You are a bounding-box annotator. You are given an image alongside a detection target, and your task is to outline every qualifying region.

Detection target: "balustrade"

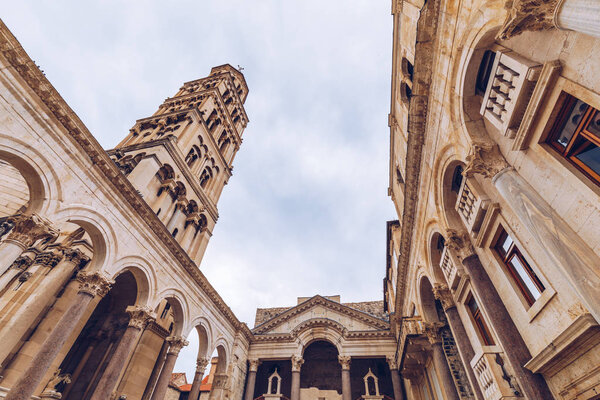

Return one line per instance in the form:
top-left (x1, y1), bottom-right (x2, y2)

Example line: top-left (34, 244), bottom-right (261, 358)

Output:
top-left (455, 177), bottom-right (490, 238)
top-left (471, 347), bottom-right (520, 400)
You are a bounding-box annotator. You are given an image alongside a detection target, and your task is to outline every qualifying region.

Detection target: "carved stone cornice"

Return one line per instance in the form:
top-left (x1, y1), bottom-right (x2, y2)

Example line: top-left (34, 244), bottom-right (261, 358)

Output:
top-left (248, 358), bottom-right (261, 372)
top-left (76, 272), bottom-right (113, 298)
top-left (10, 254), bottom-right (34, 270)
top-left (63, 248), bottom-right (91, 269)
top-left (444, 229), bottom-right (476, 262)
top-left (252, 328), bottom-right (394, 343)
top-left (386, 356), bottom-right (399, 371)
top-left (464, 142), bottom-right (510, 180)
top-left (126, 305), bottom-right (155, 330)
top-left (291, 356), bottom-right (304, 372)
top-left (5, 214), bottom-right (59, 248)
top-left (338, 356), bottom-right (352, 370)
top-left (166, 336), bottom-right (189, 356)
top-left (432, 284), bottom-right (455, 311)
top-left (497, 0), bottom-right (562, 40)
top-left (423, 322), bottom-right (444, 344)
top-left (147, 320), bottom-right (170, 339)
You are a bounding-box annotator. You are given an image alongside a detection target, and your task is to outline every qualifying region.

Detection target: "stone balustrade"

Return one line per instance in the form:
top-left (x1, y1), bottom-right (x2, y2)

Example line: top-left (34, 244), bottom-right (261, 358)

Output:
top-left (439, 246), bottom-right (460, 290)
top-left (455, 177), bottom-right (490, 238)
top-left (470, 347), bottom-right (520, 400)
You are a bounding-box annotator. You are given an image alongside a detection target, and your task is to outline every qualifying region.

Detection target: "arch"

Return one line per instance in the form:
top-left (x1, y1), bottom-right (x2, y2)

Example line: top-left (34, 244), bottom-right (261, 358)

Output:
top-left (210, 337), bottom-right (230, 374)
top-left (105, 255), bottom-right (157, 307)
top-left (426, 227), bottom-right (448, 285)
top-left (155, 288), bottom-right (189, 336)
top-left (418, 275), bottom-right (440, 323)
top-left (157, 163), bottom-right (175, 181)
top-left (295, 319), bottom-right (345, 354)
top-left (439, 158), bottom-right (468, 232)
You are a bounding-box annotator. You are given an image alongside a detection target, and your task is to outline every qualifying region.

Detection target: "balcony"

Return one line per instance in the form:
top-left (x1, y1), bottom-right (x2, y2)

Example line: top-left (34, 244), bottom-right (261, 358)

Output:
top-left (439, 245), bottom-right (461, 290)
top-left (471, 347), bottom-right (521, 400)
top-left (455, 177), bottom-right (490, 238)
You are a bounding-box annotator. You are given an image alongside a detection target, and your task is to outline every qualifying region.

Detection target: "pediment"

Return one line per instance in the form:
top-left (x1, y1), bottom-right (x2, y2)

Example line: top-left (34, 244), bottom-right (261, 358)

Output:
top-left (253, 296), bottom-right (389, 335)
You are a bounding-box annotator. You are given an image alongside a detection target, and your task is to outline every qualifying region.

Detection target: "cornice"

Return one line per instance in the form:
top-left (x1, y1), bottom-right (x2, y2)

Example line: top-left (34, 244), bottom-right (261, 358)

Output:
top-left (0, 20), bottom-right (253, 341)
top-left (252, 295), bottom-right (389, 335)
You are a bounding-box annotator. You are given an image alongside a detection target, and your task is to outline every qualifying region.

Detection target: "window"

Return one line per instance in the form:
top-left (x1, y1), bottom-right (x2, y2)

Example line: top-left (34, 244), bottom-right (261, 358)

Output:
top-left (160, 303), bottom-right (171, 319)
top-left (548, 95), bottom-right (600, 185)
top-left (476, 50), bottom-right (496, 96)
top-left (466, 294), bottom-right (495, 345)
top-left (450, 165), bottom-right (463, 193)
top-left (494, 228), bottom-right (545, 306)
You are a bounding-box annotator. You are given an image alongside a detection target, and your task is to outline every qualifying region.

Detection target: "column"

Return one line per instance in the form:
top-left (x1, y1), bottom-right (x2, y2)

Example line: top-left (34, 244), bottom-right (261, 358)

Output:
top-left (149, 336), bottom-right (189, 400)
top-left (290, 355), bottom-right (304, 400)
top-left (89, 306), bottom-right (155, 400)
top-left (386, 357), bottom-right (404, 400)
top-left (244, 359), bottom-right (261, 400)
top-left (445, 228), bottom-right (554, 399)
top-left (338, 356), bottom-right (352, 400)
top-left (0, 253), bottom-right (34, 292)
top-left (0, 214), bottom-right (57, 276)
top-left (497, 0), bottom-right (600, 40)
top-left (424, 323), bottom-right (459, 400)
top-left (5, 272), bottom-right (112, 400)
top-left (432, 284), bottom-right (484, 400)
top-left (189, 357), bottom-right (211, 400)
top-left (166, 202), bottom-right (186, 233)
top-left (0, 248), bottom-right (90, 366)
top-left (141, 337), bottom-right (170, 400)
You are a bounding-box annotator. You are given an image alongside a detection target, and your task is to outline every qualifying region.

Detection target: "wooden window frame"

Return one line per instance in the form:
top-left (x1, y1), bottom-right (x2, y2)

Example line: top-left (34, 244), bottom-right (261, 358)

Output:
top-left (466, 294), bottom-right (495, 346)
top-left (493, 227), bottom-right (545, 307)
top-left (548, 94), bottom-right (600, 186)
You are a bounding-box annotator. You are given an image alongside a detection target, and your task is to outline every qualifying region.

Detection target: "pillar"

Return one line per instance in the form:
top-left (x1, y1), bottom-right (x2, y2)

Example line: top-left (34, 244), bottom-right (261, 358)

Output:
top-left (89, 306), bottom-right (155, 400)
top-left (424, 323), bottom-right (459, 400)
top-left (338, 356), bottom-right (352, 400)
top-left (5, 272), bottom-right (112, 400)
top-left (386, 357), bottom-right (404, 400)
top-left (149, 336), bottom-right (189, 400)
top-left (244, 359), bottom-right (260, 400)
top-left (0, 248), bottom-right (89, 366)
top-left (0, 253), bottom-right (34, 293)
top-left (141, 337), bottom-right (170, 400)
top-left (0, 214), bottom-right (57, 276)
top-left (432, 284), bottom-right (484, 400)
top-left (189, 357), bottom-right (211, 400)
top-left (166, 202), bottom-right (186, 233)
top-left (497, 0), bottom-right (600, 40)
top-left (290, 355), bottom-right (304, 400)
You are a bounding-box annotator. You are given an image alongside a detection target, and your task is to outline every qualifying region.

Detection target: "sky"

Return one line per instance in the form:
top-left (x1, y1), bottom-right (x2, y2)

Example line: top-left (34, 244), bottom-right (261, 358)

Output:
top-left (3, 0), bottom-right (395, 382)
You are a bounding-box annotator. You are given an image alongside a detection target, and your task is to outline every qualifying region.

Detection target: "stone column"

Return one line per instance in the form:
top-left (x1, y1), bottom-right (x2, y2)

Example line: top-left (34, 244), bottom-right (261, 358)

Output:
top-left (89, 306), bottom-right (155, 400)
top-left (497, 0), bottom-right (600, 40)
top-left (166, 202), bottom-right (187, 233)
top-left (338, 356), bottom-right (352, 400)
top-left (149, 336), bottom-right (189, 400)
top-left (0, 253), bottom-right (34, 292)
top-left (386, 357), bottom-right (404, 400)
top-left (290, 355), bottom-right (304, 400)
top-left (0, 248), bottom-right (90, 366)
top-left (5, 272), bottom-right (112, 400)
top-left (244, 359), bottom-right (261, 400)
top-left (0, 214), bottom-right (57, 276)
top-left (424, 323), bottom-right (459, 400)
top-left (446, 228), bottom-right (554, 399)
top-left (189, 357), bottom-right (211, 400)
top-left (432, 284), bottom-right (484, 400)
top-left (141, 336), bottom-right (169, 400)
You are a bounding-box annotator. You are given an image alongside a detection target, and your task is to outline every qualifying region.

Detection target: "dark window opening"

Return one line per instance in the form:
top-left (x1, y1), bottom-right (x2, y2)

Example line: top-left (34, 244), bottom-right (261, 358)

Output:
top-left (476, 50), bottom-right (496, 96)
top-left (450, 165), bottom-right (464, 193)
top-left (160, 303), bottom-right (171, 319)
top-left (467, 295), bottom-right (495, 345)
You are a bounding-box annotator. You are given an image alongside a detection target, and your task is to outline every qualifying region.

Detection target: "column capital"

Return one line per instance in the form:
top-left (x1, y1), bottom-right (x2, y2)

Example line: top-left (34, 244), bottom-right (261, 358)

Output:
top-left (197, 356), bottom-right (211, 372)
top-left (423, 322), bottom-right (444, 344)
top-left (291, 355), bottom-right (304, 372)
top-left (126, 305), bottom-right (155, 330)
top-left (166, 336), bottom-right (189, 356)
top-left (6, 213), bottom-right (59, 248)
top-left (497, 0), bottom-right (562, 40)
top-left (34, 249), bottom-right (63, 268)
top-left (445, 229), bottom-right (476, 262)
top-left (63, 248), bottom-right (91, 269)
top-left (464, 142), bottom-right (510, 180)
top-left (386, 356), bottom-right (399, 371)
top-left (248, 358), bottom-right (261, 372)
top-left (76, 272), bottom-right (113, 298)
top-left (338, 355), bottom-right (352, 370)
top-left (432, 283), bottom-right (456, 311)
top-left (10, 254), bottom-right (34, 270)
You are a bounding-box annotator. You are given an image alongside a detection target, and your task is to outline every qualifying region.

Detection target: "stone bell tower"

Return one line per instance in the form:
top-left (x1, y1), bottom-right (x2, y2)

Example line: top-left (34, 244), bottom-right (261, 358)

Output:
top-left (108, 64), bottom-right (249, 264)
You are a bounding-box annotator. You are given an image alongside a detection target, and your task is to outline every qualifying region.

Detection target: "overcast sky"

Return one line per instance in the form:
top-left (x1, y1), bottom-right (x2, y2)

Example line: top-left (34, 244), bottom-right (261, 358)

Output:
top-left (4, 0), bottom-right (395, 382)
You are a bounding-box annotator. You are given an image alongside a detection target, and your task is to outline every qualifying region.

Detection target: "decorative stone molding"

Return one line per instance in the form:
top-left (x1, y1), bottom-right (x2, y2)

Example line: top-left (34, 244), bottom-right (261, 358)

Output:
top-left (62, 248), bottom-right (91, 269)
top-left (423, 322), bottom-right (444, 344)
top-left (10, 255), bottom-right (34, 270)
top-left (166, 336), bottom-right (189, 356)
top-left (147, 320), bottom-right (171, 339)
top-left (34, 250), bottom-right (63, 268)
top-left (212, 373), bottom-right (228, 388)
top-left (444, 229), bottom-right (476, 262)
top-left (432, 284), bottom-right (455, 311)
top-left (291, 356), bottom-right (304, 372)
top-left (125, 305), bottom-right (155, 330)
top-left (41, 369), bottom-right (71, 400)
top-left (464, 142), bottom-right (510, 180)
top-left (196, 357), bottom-right (211, 372)
top-left (248, 358), bottom-right (261, 372)
top-left (386, 356), bottom-right (399, 371)
top-left (5, 214), bottom-right (59, 248)
top-left (76, 272), bottom-right (113, 298)
top-left (497, 0), bottom-right (562, 40)
top-left (338, 356), bottom-right (352, 370)
top-left (0, 219), bottom-right (14, 237)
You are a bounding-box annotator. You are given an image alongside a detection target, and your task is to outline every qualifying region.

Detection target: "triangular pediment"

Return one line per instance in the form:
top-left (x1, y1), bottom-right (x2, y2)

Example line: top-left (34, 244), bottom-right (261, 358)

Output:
top-left (252, 296), bottom-right (389, 335)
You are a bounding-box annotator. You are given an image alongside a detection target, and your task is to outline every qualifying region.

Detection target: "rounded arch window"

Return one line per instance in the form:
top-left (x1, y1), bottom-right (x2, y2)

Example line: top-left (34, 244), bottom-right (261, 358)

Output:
top-left (401, 57), bottom-right (414, 81)
top-left (401, 82), bottom-right (412, 103)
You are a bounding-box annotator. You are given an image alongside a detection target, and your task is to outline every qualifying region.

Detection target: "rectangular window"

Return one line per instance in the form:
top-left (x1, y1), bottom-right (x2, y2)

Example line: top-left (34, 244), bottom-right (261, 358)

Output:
top-left (494, 228), bottom-right (545, 306)
top-left (466, 295), bottom-right (495, 346)
top-left (548, 94), bottom-right (600, 185)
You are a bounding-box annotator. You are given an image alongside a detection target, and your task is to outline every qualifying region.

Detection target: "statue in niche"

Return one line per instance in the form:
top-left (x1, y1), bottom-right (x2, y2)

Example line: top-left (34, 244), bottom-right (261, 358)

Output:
top-left (361, 369), bottom-right (383, 400)
top-left (263, 368), bottom-right (282, 400)
top-left (40, 369), bottom-right (71, 399)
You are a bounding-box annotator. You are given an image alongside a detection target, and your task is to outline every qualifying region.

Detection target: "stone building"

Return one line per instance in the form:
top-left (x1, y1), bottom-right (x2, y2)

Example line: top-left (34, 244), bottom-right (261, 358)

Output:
top-left (385, 0), bottom-right (600, 399)
top-left (1, 0), bottom-right (600, 399)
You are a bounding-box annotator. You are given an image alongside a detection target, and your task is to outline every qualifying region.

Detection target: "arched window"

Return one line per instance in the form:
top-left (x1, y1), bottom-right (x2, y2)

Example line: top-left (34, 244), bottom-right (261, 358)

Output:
top-left (199, 168), bottom-right (212, 188)
top-left (476, 50), bottom-right (496, 96)
top-left (450, 165), bottom-right (464, 193)
top-left (172, 228), bottom-right (179, 238)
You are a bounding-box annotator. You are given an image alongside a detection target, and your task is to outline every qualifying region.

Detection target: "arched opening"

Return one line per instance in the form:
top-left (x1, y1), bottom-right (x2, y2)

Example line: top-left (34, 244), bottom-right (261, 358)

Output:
top-left (301, 341), bottom-right (341, 394)
top-left (419, 277), bottom-right (440, 323)
top-left (0, 150), bottom-right (45, 216)
top-left (429, 232), bottom-right (447, 284)
top-left (59, 271), bottom-right (138, 400)
top-left (215, 345), bottom-right (228, 374)
top-left (441, 161), bottom-right (466, 230)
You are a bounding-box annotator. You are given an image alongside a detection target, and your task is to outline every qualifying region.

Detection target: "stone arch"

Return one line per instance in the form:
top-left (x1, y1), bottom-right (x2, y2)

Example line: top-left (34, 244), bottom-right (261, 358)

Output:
top-left (0, 135), bottom-right (61, 216)
top-left (439, 157), bottom-right (468, 232)
top-left (426, 227), bottom-right (449, 285)
top-left (418, 275), bottom-right (440, 323)
top-left (105, 255), bottom-right (157, 307)
top-left (155, 288), bottom-right (189, 336)
top-left (211, 338), bottom-right (230, 374)
top-left (295, 319), bottom-right (345, 354)
top-left (189, 316), bottom-right (213, 359)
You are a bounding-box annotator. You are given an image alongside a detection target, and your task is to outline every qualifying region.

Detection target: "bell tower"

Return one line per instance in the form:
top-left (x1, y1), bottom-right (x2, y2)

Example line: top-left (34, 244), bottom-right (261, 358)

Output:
top-left (108, 64), bottom-right (249, 264)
